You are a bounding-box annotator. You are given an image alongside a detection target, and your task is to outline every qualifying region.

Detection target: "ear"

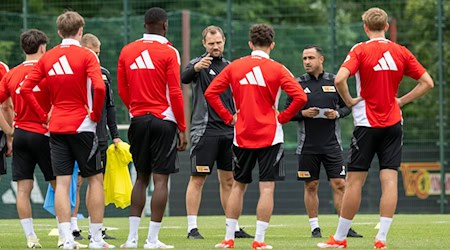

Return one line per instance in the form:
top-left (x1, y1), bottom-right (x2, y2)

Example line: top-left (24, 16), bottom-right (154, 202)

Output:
top-left (40, 44), bottom-right (47, 54)
top-left (78, 27), bottom-right (83, 37)
top-left (248, 41), bottom-right (253, 50)
top-left (57, 30), bottom-right (64, 39)
top-left (384, 22), bottom-right (390, 32)
top-left (270, 41), bottom-right (275, 50)
top-left (320, 55), bottom-right (324, 63)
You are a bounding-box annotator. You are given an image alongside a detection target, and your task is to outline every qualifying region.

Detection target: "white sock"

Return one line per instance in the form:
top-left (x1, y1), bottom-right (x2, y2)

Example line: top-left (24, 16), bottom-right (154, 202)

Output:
top-left (187, 215), bottom-right (197, 232)
top-left (309, 217), bottom-right (319, 232)
top-left (128, 216), bottom-right (141, 241)
top-left (235, 222), bottom-right (240, 232)
top-left (59, 222), bottom-right (73, 242)
top-left (70, 217), bottom-right (79, 231)
top-left (376, 217), bottom-right (393, 242)
top-left (56, 217), bottom-right (63, 239)
top-left (147, 221), bottom-right (161, 244)
top-left (254, 220), bottom-right (269, 242)
top-left (334, 217), bottom-right (352, 241)
top-left (20, 218), bottom-right (36, 238)
top-left (225, 218), bottom-right (237, 240)
top-left (89, 223), bottom-right (103, 242)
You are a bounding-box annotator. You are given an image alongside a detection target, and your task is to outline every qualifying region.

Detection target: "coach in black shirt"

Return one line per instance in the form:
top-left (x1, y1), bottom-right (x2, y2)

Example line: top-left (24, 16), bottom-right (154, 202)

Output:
top-left (285, 45), bottom-right (362, 239)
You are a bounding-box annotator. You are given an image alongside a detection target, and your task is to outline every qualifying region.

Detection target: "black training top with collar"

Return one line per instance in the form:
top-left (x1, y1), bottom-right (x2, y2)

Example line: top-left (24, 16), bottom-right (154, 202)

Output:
top-left (285, 72), bottom-right (351, 154)
top-left (181, 53), bottom-right (235, 138)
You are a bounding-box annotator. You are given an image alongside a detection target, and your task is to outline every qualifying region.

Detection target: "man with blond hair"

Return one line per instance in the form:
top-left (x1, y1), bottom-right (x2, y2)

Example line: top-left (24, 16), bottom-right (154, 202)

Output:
top-left (21, 11), bottom-right (114, 249)
top-left (317, 7), bottom-right (433, 249)
top-left (66, 33), bottom-right (122, 242)
top-left (181, 25), bottom-right (252, 240)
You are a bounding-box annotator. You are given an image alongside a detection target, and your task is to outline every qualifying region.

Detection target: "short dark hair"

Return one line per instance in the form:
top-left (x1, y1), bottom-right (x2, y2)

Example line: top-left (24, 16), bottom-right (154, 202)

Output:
top-left (249, 24), bottom-right (275, 47)
top-left (303, 45), bottom-right (323, 56)
top-left (145, 7), bottom-right (168, 26)
top-left (20, 29), bottom-right (49, 54)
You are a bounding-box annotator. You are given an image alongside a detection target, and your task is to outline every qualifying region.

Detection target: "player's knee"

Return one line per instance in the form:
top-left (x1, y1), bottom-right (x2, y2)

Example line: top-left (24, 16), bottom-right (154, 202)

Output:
top-left (305, 180), bottom-right (319, 192)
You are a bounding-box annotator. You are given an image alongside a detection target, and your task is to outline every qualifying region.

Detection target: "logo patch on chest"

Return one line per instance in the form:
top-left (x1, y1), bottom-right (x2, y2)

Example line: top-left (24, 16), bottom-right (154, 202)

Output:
top-left (209, 69), bottom-right (216, 75)
top-left (322, 86), bottom-right (336, 92)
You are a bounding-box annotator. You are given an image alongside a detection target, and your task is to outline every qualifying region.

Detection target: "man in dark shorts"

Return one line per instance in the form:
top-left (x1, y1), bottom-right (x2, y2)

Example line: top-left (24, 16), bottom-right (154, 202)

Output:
top-left (0, 29), bottom-right (54, 249)
top-left (117, 7), bottom-right (187, 249)
top-left (205, 24), bottom-right (307, 249)
top-left (0, 60), bottom-right (10, 177)
top-left (181, 25), bottom-right (252, 240)
top-left (318, 7), bottom-right (433, 249)
top-left (21, 11), bottom-right (113, 249)
top-left (285, 45), bottom-right (361, 238)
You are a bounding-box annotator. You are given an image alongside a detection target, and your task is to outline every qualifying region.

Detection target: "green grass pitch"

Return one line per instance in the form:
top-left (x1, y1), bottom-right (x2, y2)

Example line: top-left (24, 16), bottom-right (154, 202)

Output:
top-left (0, 214), bottom-right (449, 249)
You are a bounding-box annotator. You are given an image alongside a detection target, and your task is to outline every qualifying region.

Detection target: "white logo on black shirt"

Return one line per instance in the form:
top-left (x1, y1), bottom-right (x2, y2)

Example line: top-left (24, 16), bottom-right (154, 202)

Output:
top-left (239, 66), bottom-right (266, 87)
top-left (373, 51), bottom-right (398, 71)
top-left (48, 55), bottom-right (73, 76)
top-left (304, 87), bottom-right (311, 94)
top-left (130, 50), bottom-right (155, 70)
top-left (209, 69), bottom-right (216, 75)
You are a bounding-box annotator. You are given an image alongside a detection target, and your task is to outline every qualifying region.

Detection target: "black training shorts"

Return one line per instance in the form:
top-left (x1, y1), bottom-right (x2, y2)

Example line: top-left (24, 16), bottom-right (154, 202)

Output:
top-left (128, 114), bottom-right (179, 175)
top-left (347, 122), bottom-right (402, 171)
top-left (297, 151), bottom-right (346, 181)
top-left (50, 132), bottom-right (102, 178)
top-left (232, 143), bottom-right (285, 184)
top-left (12, 128), bottom-right (55, 182)
top-left (190, 134), bottom-right (233, 175)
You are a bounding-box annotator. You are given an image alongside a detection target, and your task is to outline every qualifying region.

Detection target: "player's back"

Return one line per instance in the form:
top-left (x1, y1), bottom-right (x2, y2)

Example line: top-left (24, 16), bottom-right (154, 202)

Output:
top-left (1, 61), bottom-right (51, 134)
top-left (34, 40), bottom-right (102, 133)
top-left (224, 51), bottom-right (290, 148)
top-left (118, 35), bottom-right (181, 122)
top-left (344, 38), bottom-right (425, 127)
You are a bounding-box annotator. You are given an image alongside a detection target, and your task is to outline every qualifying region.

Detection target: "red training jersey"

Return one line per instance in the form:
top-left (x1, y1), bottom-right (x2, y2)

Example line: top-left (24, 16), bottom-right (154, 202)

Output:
top-left (0, 61), bottom-right (51, 135)
top-left (21, 39), bottom-right (105, 134)
top-left (117, 34), bottom-right (186, 132)
top-left (205, 50), bottom-right (307, 149)
top-left (341, 38), bottom-right (426, 128)
top-left (0, 61), bottom-right (9, 80)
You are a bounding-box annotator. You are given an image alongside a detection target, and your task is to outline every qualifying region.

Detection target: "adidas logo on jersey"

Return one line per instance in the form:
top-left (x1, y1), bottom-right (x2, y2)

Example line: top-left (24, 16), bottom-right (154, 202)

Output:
top-left (48, 55), bottom-right (73, 76)
top-left (209, 69), bottom-right (216, 75)
top-left (304, 87), bottom-right (311, 94)
top-left (373, 51), bottom-right (398, 71)
top-left (130, 50), bottom-right (155, 70)
top-left (239, 66), bottom-right (266, 87)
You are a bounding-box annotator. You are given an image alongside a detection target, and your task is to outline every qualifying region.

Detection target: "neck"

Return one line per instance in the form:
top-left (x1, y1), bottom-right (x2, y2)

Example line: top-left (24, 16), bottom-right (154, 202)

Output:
top-left (311, 69), bottom-right (323, 79)
top-left (253, 46), bottom-right (271, 55)
top-left (25, 53), bottom-right (41, 61)
top-left (367, 30), bottom-right (386, 40)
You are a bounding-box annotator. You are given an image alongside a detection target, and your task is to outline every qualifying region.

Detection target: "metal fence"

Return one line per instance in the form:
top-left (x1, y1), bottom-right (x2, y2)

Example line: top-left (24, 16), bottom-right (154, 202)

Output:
top-left (0, 0), bottom-right (448, 214)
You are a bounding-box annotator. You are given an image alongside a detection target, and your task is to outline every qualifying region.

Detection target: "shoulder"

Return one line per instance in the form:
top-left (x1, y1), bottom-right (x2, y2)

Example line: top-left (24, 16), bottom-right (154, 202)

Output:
top-left (189, 56), bottom-right (202, 65)
top-left (322, 72), bottom-right (335, 81)
top-left (101, 66), bottom-right (110, 75)
top-left (298, 73), bottom-right (310, 83)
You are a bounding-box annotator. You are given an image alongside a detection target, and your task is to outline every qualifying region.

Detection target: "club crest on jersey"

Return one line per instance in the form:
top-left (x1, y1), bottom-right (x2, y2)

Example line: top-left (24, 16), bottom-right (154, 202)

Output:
top-left (298, 171), bottom-right (311, 178)
top-left (239, 66), bottom-right (266, 87)
top-left (196, 166), bottom-right (210, 173)
top-left (322, 86), bottom-right (336, 92)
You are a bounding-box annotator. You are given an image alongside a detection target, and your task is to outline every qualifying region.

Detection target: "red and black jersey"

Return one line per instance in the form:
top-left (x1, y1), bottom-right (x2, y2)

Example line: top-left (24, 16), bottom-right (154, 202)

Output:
top-left (117, 34), bottom-right (186, 131)
top-left (21, 39), bottom-right (105, 134)
top-left (205, 50), bottom-right (307, 149)
top-left (341, 38), bottom-right (426, 128)
top-left (0, 60), bottom-right (51, 135)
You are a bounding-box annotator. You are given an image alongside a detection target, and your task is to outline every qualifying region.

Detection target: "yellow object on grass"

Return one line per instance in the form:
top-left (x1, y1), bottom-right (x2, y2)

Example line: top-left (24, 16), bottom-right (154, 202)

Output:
top-left (104, 142), bottom-right (133, 208)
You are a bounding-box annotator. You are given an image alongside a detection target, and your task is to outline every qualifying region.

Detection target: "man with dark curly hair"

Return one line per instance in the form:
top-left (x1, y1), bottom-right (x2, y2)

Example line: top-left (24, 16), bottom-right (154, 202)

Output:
top-left (205, 24), bottom-right (307, 249)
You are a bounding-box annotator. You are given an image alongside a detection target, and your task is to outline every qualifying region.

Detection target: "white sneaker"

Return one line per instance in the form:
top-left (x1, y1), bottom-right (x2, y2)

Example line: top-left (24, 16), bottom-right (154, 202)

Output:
top-left (58, 238), bottom-right (88, 249)
top-left (143, 240), bottom-right (174, 249)
top-left (120, 239), bottom-right (138, 248)
top-left (27, 236), bottom-right (42, 248)
top-left (89, 239), bottom-right (116, 249)
top-left (62, 240), bottom-right (79, 249)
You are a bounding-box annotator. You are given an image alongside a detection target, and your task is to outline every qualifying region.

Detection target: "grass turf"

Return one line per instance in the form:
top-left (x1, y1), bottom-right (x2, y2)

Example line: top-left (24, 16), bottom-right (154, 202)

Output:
top-left (0, 214), bottom-right (449, 249)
